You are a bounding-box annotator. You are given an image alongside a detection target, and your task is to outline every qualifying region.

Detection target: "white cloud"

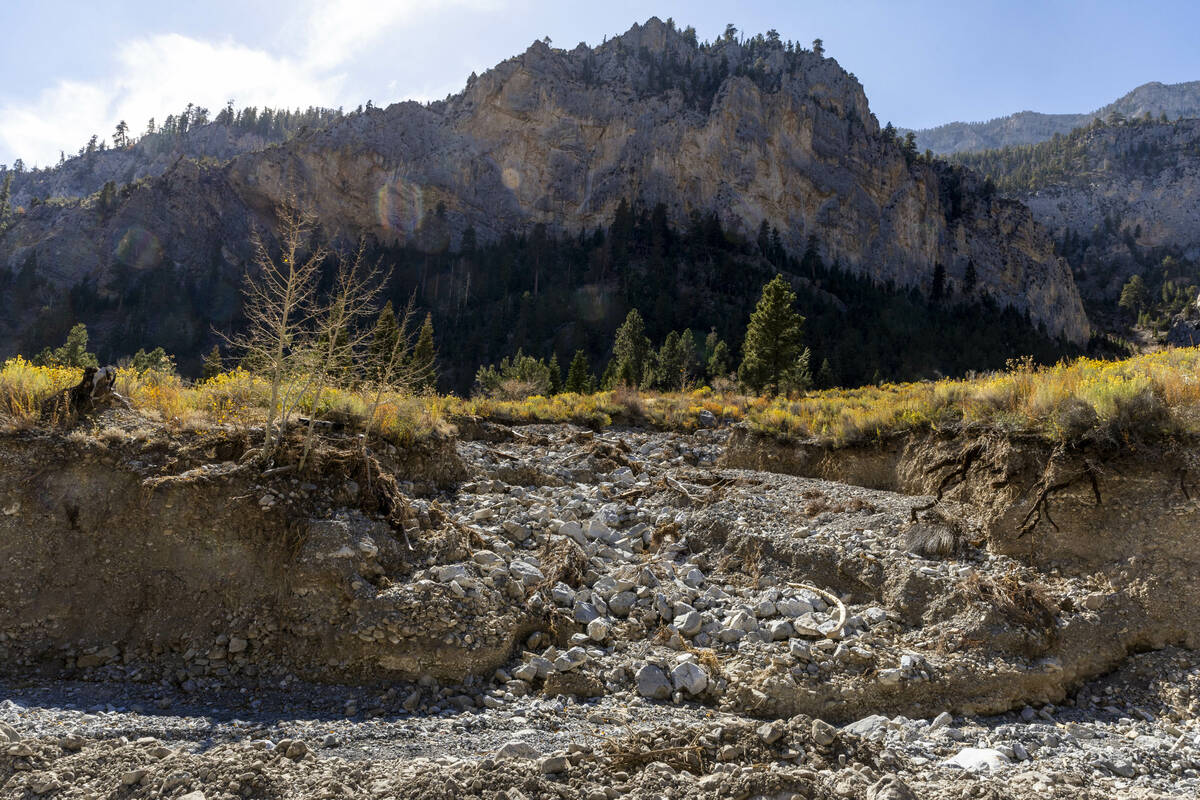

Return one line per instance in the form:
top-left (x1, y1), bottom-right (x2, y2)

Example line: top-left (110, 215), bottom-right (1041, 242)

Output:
top-left (0, 0), bottom-right (502, 166)
top-left (302, 0), bottom-right (505, 71)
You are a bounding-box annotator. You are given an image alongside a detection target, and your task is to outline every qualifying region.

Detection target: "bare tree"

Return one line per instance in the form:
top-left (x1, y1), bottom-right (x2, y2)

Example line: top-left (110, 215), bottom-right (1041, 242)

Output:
top-left (227, 203), bottom-right (327, 460)
top-left (297, 242), bottom-right (387, 467)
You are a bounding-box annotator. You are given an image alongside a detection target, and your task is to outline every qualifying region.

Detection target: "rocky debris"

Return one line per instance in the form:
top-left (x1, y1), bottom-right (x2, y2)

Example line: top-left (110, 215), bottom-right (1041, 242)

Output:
top-left (3, 418), bottom-right (1200, 796)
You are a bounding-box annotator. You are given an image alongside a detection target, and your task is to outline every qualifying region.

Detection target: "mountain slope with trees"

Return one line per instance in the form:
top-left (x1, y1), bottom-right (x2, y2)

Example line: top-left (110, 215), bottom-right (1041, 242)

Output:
top-left (950, 117), bottom-right (1200, 334)
top-left (0, 18), bottom-right (1087, 384)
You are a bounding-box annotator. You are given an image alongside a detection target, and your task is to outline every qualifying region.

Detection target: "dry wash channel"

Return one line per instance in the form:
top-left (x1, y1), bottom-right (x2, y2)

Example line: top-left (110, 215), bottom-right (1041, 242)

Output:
top-left (1, 411), bottom-right (1199, 798)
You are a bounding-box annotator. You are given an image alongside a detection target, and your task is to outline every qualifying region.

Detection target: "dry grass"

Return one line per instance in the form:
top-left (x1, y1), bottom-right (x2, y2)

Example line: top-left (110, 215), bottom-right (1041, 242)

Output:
top-left (4, 347), bottom-right (1200, 446)
top-left (743, 349), bottom-right (1200, 444)
top-left (0, 359), bottom-right (451, 443)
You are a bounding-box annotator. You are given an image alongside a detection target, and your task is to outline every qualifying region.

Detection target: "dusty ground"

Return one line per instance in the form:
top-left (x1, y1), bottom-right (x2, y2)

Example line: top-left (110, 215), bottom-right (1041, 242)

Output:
top-left (0, 416), bottom-right (1197, 798)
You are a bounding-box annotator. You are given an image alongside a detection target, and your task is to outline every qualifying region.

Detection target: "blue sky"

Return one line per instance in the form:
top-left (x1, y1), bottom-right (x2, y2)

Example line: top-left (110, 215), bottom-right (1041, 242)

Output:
top-left (2, 0), bottom-right (1198, 167)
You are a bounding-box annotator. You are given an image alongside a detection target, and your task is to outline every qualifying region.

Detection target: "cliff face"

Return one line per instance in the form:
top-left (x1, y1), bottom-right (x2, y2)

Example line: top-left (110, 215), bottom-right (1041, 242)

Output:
top-left (955, 119), bottom-right (1200, 306)
top-left (0, 18), bottom-right (1089, 351)
top-left (1019, 120), bottom-right (1200, 257)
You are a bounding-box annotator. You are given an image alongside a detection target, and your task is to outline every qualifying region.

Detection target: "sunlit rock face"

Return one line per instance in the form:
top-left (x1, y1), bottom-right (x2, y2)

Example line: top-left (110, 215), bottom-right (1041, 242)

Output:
top-left (0, 18), bottom-right (1088, 344)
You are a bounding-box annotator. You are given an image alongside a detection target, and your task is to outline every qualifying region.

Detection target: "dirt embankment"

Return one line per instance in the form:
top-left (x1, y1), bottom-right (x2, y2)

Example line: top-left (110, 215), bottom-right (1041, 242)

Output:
top-left (724, 426), bottom-right (1200, 683)
top-left (0, 421), bottom-right (550, 686)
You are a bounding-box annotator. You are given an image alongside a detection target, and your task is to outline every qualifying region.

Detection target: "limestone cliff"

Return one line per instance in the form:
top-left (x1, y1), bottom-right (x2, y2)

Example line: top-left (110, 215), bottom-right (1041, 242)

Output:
top-left (0, 17), bottom-right (1089, 353)
top-left (956, 118), bottom-right (1200, 306)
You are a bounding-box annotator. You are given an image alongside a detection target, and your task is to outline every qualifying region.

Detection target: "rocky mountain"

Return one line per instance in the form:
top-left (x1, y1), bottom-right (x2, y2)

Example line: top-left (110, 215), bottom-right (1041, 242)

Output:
top-left (952, 118), bottom-right (1200, 319)
top-left (908, 80), bottom-right (1200, 155)
top-left (3, 105), bottom-right (341, 207)
top-left (0, 18), bottom-right (1089, 380)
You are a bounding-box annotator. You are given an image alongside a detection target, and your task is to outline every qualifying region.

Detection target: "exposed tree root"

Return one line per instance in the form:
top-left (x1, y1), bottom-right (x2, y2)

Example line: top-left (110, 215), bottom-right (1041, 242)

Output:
top-left (1017, 454), bottom-right (1103, 539)
top-left (909, 440), bottom-right (987, 522)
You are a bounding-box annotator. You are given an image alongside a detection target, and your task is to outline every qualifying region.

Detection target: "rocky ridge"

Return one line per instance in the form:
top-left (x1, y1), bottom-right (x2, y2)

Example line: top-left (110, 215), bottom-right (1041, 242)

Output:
top-left (908, 80), bottom-right (1200, 155)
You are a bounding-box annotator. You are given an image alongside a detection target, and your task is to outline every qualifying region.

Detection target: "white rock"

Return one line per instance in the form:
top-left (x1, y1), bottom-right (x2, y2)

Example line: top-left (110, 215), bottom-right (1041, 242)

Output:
top-left (608, 591), bottom-right (637, 617)
top-left (941, 747), bottom-right (1011, 772)
top-left (508, 560), bottom-right (544, 586)
top-left (636, 664), bottom-right (672, 700)
top-left (559, 521), bottom-right (587, 546)
top-left (573, 602), bottom-right (599, 624)
top-left (674, 610), bottom-right (703, 638)
top-left (670, 661), bottom-right (708, 694)
top-left (587, 518), bottom-right (616, 543)
top-left (512, 663), bottom-right (539, 682)
top-left (842, 715), bottom-right (889, 739)
top-left (551, 583), bottom-right (575, 606)
top-left (767, 619), bottom-right (794, 640)
top-left (717, 627), bottom-right (745, 643)
top-left (726, 609), bottom-right (759, 632)
top-left (776, 597), bottom-right (814, 616)
top-left (497, 740), bottom-right (542, 759)
top-left (587, 618), bottom-right (611, 642)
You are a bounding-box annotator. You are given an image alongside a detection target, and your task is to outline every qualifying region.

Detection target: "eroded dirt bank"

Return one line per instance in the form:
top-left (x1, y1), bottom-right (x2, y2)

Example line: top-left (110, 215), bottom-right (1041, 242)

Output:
top-left (0, 413), bottom-right (1197, 797)
top-left (0, 422), bottom-right (538, 686)
top-left (723, 425), bottom-right (1200, 700)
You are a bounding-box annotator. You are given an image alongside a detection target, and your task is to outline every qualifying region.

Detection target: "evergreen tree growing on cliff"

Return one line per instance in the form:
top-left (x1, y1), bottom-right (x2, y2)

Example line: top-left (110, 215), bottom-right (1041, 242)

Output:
top-left (1119, 274), bottom-right (1150, 316)
top-left (738, 275), bottom-right (811, 395)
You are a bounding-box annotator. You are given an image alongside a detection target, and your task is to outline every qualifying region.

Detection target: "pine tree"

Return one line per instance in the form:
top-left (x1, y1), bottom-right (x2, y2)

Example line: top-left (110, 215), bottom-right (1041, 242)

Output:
top-left (609, 308), bottom-right (650, 388)
top-left (0, 173), bottom-right (12, 229)
top-left (678, 328), bottom-right (700, 388)
top-left (931, 263), bottom-right (946, 302)
top-left (201, 345), bottom-right (223, 380)
top-left (131, 346), bottom-right (175, 374)
top-left (368, 301), bottom-right (400, 380)
top-left (738, 275), bottom-right (811, 395)
top-left (707, 339), bottom-right (731, 380)
top-left (656, 330), bottom-right (683, 390)
top-left (547, 352), bottom-right (562, 395)
top-left (1119, 275), bottom-right (1150, 315)
top-left (565, 350), bottom-right (593, 394)
top-left (816, 357), bottom-right (834, 389)
top-left (36, 323), bottom-right (99, 368)
top-left (411, 313), bottom-right (437, 391)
